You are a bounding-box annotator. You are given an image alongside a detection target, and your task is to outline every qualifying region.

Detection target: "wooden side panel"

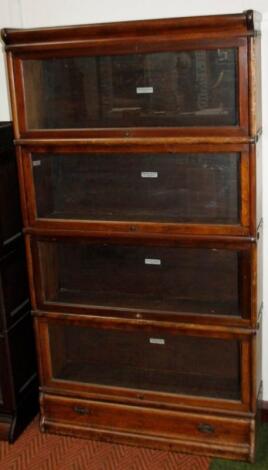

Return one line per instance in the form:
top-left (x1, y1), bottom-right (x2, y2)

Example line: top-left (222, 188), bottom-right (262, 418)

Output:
top-left (0, 416), bottom-right (13, 441)
top-left (248, 35), bottom-right (262, 137)
top-left (255, 312), bottom-right (262, 407)
top-left (256, 140), bottom-right (262, 231)
top-left (0, 124), bottom-right (22, 250)
top-left (0, 243), bottom-right (30, 330)
top-left (257, 226), bottom-right (263, 323)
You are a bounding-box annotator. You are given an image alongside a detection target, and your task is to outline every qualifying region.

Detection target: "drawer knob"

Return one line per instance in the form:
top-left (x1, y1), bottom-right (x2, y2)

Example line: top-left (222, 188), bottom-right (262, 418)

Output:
top-left (197, 423), bottom-right (215, 434)
top-left (73, 405), bottom-right (90, 416)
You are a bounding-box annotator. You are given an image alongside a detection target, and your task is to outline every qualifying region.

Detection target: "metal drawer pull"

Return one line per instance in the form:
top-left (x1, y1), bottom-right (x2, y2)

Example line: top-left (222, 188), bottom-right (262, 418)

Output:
top-left (73, 405), bottom-right (90, 416)
top-left (197, 423), bottom-right (215, 434)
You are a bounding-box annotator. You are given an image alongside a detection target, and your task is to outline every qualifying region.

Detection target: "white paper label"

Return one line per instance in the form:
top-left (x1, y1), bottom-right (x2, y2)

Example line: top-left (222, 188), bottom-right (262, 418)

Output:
top-left (149, 338), bottom-right (165, 345)
top-left (32, 160), bottom-right (41, 167)
top-left (144, 258), bottom-right (161, 266)
top-left (141, 171), bottom-right (158, 178)
top-left (136, 86), bottom-right (154, 94)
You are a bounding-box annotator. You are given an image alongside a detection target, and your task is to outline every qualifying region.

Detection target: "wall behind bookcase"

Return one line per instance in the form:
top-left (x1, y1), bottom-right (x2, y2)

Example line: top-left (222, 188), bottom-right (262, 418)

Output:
top-left (1, 0), bottom-right (268, 399)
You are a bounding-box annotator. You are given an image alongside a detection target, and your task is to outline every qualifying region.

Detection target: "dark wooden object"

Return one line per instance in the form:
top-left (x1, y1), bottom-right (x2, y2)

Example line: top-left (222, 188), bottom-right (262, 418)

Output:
top-left (1, 10), bottom-right (262, 461)
top-left (0, 122), bottom-right (38, 442)
top-left (261, 401), bottom-right (268, 422)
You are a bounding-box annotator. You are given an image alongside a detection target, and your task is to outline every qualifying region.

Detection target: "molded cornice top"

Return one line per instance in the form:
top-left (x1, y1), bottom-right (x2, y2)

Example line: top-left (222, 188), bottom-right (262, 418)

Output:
top-left (1, 10), bottom-right (262, 49)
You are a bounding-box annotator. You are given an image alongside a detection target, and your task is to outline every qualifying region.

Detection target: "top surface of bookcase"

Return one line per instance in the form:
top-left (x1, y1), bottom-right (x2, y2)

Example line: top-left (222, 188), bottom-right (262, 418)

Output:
top-left (1, 10), bottom-right (261, 140)
top-left (1, 10), bottom-right (261, 46)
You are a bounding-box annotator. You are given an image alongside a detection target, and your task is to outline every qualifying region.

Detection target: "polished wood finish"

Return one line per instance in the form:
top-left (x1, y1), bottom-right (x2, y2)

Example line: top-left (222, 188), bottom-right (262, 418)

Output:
top-left (1, 12), bottom-right (261, 140)
top-left (18, 143), bottom-right (254, 237)
top-left (34, 312), bottom-right (254, 413)
top-left (2, 11), bottom-right (260, 47)
top-left (0, 123), bottom-right (38, 442)
top-left (28, 234), bottom-right (256, 327)
top-left (1, 11), bottom-right (262, 462)
top-left (40, 393), bottom-right (255, 462)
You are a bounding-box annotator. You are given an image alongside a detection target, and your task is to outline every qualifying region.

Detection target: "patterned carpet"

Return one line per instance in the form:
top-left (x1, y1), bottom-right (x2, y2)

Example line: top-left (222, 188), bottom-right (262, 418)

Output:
top-left (0, 415), bottom-right (210, 470)
top-left (0, 417), bottom-right (210, 470)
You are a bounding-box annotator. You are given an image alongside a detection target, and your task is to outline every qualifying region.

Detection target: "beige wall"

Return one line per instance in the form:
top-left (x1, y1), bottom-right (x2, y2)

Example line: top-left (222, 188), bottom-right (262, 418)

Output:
top-left (0, 0), bottom-right (22, 120)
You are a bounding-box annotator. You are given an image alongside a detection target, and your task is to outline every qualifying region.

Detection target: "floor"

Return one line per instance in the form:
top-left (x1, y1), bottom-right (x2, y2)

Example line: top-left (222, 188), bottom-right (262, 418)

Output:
top-left (0, 416), bottom-right (267, 470)
top-left (0, 415), bottom-right (210, 470)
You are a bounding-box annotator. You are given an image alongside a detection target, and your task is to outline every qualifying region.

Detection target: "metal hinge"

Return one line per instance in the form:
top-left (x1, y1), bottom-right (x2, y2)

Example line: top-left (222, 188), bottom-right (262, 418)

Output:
top-left (252, 128), bottom-right (263, 144)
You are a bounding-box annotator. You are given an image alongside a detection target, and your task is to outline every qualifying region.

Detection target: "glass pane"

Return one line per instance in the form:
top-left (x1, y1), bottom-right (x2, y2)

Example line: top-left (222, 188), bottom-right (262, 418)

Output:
top-left (23, 48), bottom-right (237, 129)
top-left (37, 240), bottom-right (249, 318)
top-left (49, 323), bottom-right (241, 400)
top-left (32, 152), bottom-right (240, 225)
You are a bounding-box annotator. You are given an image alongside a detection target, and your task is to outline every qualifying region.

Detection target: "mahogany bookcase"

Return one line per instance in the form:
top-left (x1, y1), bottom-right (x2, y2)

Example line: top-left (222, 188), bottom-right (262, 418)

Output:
top-left (1, 9), bottom-right (262, 461)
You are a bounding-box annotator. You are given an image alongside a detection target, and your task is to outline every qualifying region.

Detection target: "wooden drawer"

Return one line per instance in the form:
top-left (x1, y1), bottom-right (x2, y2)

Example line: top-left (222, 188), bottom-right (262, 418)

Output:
top-left (34, 312), bottom-right (254, 413)
top-left (41, 393), bottom-right (253, 461)
top-left (20, 143), bottom-right (255, 236)
top-left (29, 234), bottom-right (256, 326)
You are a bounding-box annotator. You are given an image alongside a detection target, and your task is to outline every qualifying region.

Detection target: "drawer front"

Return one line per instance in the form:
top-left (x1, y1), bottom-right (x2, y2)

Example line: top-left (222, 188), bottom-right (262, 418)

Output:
top-left (41, 393), bottom-right (252, 460)
top-left (35, 314), bottom-right (252, 412)
top-left (30, 236), bottom-right (254, 324)
top-left (0, 244), bottom-right (30, 330)
top-left (10, 36), bottom-right (248, 137)
top-left (21, 144), bottom-right (251, 235)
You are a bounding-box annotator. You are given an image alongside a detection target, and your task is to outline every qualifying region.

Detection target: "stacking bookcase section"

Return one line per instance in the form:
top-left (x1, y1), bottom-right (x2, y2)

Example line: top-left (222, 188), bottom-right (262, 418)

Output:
top-left (2, 10), bottom-right (261, 140)
top-left (27, 234), bottom-right (257, 327)
top-left (18, 143), bottom-right (258, 237)
top-left (34, 313), bottom-right (258, 415)
top-left (34, 311), bottom-right (262, 462)
top-left (2, 10), bottom-right (262, 462)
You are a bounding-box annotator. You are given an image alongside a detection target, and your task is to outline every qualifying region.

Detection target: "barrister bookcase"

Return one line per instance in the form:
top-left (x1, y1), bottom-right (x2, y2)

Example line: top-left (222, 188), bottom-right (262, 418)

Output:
top-left (0, 122), bottom-right (38, 441)
top-left (1, 10), bottom-right (262, 461)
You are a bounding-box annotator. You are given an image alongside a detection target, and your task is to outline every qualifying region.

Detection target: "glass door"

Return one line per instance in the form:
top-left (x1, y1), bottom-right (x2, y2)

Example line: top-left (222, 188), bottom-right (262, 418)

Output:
top-left (35, 314), bottom-right (252, 412)
top-left (11, 36), bottom-right (248, 138)
top-left (21, 144), bottom-right (250, 236)
top-left (31, 236), bottom-right (253, 324)
top-left (22, 48), bottom-right (238, 129)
